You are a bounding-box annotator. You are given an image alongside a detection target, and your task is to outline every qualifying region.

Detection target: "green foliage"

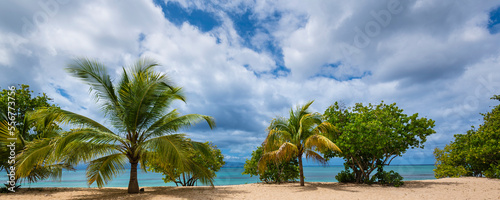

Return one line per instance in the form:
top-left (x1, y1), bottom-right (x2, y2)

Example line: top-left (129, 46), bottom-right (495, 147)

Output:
top-left (242, 146), bottom-right (299, 183)
top-left (434, 95), bottom-right (500, 179)
top-left (260, 101), bottom-right (341, 186)
top-left (0, 84), bottom-right (57, 141)
top-left (336, 163), bottom-right (403, 187)
top-left (0, 84), bottom-right (63, 190)
top-left (335, 169), bottom-right (355, 183)
top-left (483, 165), bottom-right (500, 178)
top-left (375, 170), bottom-right (404, 187)
top-left (433, 147), bottom-right (469, 177)
top-left (149, 142), bottom-right (225, 186)
top-left (324, 101), bottom-right (435, 183)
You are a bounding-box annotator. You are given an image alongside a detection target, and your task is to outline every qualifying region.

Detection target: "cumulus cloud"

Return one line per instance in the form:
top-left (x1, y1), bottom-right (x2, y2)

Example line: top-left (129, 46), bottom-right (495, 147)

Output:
top-left (1, 0), bottom-right (500, 163)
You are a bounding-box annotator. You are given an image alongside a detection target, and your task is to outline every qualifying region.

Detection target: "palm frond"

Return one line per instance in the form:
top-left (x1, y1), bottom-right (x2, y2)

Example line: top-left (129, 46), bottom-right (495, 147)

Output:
top-left (140, 134), bottom-right (217, 185)
top-left (181, 157), bottom-right (214, 186)
top-left (66, 58), bottom-right (119, 113)
top-left (30, 107), bottom-right (115, 134)
top-left (189, 140), bottom-right (212, 159)
top-left (305, 150), bottom-right (328, 165)
top-left (15, 137), bottom-right (60, 179)
top-left (0, 120), bottom-right (23, 144)
top-left (313, 121), bottom-right (337, 137)
top-left (263, 129), bottom-right (292, 152)
top-left (19, 163), bottom-right (75, 184)
top-left (141, 134), bottom-right (191, 171)
top-left (116, 58), bottom-right (179, 134)
top-left (62, 140), bottom-right (123, 164)
top-left (53, 128), bottom-right (125, 157)
top-left (304, 134), bottom-right (341, 153)
top-left (136, 87), bottom-right (186, 132)
top-left (142, 113), bottom-right (215, 141)
top-left (86, 153), bottom-right (127, 188)
top-left (275, 142), bottom-right (299, 162)
top-left (258, 142), bottom-right (298, 172)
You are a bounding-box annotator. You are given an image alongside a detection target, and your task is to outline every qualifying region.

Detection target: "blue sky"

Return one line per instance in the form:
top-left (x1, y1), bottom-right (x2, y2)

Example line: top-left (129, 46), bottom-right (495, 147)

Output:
top-left (1, 0), bottom-right (500, 165)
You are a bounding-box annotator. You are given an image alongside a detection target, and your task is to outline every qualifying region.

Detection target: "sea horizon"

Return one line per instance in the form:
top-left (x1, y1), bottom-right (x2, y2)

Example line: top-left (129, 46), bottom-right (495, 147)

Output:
top-left (12, 164), bottom-right (436, 188)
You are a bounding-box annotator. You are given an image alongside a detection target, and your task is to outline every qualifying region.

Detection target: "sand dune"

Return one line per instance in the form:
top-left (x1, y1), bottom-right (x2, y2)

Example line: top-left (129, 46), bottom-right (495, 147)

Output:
top-left (2, 177), bottom-right (499, 200)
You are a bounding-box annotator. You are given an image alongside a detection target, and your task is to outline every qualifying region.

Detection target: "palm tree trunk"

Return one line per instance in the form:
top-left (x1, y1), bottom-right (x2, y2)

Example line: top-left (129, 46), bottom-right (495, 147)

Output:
top-left (298, 154), bottom-right (304, 186)
top-left (128, 162), bottom-right (140, 194)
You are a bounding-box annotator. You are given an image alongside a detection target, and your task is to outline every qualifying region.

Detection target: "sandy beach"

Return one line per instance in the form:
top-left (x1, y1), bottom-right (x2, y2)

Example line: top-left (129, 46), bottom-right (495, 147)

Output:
top-left (1, 177), bottom-right (499, 200)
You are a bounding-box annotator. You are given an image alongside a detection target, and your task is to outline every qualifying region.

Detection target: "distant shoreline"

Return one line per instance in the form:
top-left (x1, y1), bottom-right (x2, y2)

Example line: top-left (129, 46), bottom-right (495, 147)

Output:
top-left (12, 165), bottom-right (437, 188)
top-left (2, 177), bottom-right (499, 200)
top-left (0, 163), bottom-right (435, 171)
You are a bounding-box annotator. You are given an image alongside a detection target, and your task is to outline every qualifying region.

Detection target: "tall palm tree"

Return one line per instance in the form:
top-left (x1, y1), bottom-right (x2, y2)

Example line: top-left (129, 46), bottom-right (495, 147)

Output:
top-left (259, 101), bottom-right (341, 186)
top-left (15, 58), bottom-right (215, 193)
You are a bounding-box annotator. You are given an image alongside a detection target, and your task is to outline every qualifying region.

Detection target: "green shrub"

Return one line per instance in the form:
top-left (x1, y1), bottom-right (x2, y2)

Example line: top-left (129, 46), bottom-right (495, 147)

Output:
top-left (483, 164), bottom-right (500, 178)
top-left (376, 170), bottom-right (404, 187)
top-left (335, 170), bottom-right (355, 183)
top-left (323, 101), bottom-right (435, 183)
top-left (336, 168), bottom-right (404, 187)
top-left (434, 95), bottom-right (500, 179)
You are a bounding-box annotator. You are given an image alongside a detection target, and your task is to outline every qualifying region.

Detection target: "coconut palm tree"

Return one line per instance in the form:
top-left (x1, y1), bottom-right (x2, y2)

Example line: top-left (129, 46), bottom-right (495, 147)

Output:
top-left (259, 101), bottom-right (341, 186)
top-left (15, 58), bottom-right (215, 193)
top-left (0, 113), bottom-right (74, 187)
top-left (0, 89), bottom-right (70, 189)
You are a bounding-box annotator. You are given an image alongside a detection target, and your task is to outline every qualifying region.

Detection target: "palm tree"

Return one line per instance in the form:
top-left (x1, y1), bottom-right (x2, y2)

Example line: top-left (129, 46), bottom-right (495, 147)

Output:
top-left (0, 95), bottom-right (71, 189)
top-left (259, 101), bottom-right (341, 186)
top-left (15, 58), bottom-right (215, 193)
top-left (0, 113), bottom-right (75, 186)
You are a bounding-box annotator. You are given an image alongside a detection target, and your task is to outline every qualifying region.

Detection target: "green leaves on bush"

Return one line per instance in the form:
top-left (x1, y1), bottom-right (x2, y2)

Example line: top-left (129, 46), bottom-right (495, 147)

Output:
top-left (375, 170), bottom-right (404, 187)
top-left (434, 95), bottom-right (500, 179)
top-left (336, 163), bottom-right (404, 187)
top-left (335, 169), bottom-right (355, 183)
top-left (149, 142), bottom-right (225, 186)
top-left (324, 101), bottom-right (435, 184)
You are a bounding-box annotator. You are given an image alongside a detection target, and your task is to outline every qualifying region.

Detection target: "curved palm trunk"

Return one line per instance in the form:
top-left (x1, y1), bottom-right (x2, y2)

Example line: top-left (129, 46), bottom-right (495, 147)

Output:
top-left (128, 162), bottom-right (139, 194)
top-left (298, 154), bottom-right (304, 186)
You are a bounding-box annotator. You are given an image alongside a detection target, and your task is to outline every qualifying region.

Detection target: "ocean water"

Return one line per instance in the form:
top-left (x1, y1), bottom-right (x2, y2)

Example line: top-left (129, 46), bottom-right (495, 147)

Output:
top-left (18, 165), bottom-right (435, 188)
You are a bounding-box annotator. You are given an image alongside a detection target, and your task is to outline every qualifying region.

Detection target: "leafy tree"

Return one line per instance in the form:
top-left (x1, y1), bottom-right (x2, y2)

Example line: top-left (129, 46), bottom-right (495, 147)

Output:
top-left (323, 101), bottom-right (435, 184)
top-left (434, 95), bottom-right (500, 179)
top-left (149, 142), bottom-right (225, 186)
top-left (260, 101), bottom-right (341, 186)
top-left (15, 58), bottom-right (215, 193)
top-left (0, 84), bottom-right (57, 141)
top-left (0, 85), bottom-right (66, 191)
top-left (242, 146), bottom-right (299, 183)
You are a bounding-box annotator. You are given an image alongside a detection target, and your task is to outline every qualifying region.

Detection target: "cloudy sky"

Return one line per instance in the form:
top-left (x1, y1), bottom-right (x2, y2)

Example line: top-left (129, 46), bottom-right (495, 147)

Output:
top-left (1, 0), bottom-right (500, 165)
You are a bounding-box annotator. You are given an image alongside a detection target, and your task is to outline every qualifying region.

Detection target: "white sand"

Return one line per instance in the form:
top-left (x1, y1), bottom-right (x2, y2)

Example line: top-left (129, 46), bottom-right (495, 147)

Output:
top-left (2, 177), bottom-right (499, 200)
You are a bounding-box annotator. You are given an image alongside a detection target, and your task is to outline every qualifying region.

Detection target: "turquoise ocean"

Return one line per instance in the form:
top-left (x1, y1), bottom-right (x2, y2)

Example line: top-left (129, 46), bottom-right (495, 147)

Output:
top-left (18, 165), bottom-right (436, 188)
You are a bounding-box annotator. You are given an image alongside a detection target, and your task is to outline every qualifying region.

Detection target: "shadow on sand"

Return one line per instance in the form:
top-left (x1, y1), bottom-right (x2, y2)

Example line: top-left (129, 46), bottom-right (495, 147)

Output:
top-left (7, 180), bottom-right (465, 199)
top-left (12, 186), bottom-right (249, 200)
top-left (402, 179), bottom-right (462, 189)
top-left (295, 182), bottom-right (359, 193)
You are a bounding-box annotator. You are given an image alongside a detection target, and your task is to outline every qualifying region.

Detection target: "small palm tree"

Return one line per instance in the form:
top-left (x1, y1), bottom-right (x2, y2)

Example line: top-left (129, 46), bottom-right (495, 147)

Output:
top-left (0, 114), bottom-right (75, 185)
top-left (15, 58), bottom-right (215, 193)
top-left (259, 101), bottom-right (341, 186)
top-left (0, 95), bottom-right (71, 188)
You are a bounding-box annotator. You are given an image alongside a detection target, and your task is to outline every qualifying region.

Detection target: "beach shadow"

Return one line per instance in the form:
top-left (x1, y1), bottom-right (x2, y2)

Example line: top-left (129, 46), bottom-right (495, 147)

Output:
top-left (13, 186), bottom-right (249, 200)
top-left (402, 180), bottom-right (461, 189)
top-left (75, 186), bottom-right (248, 200)
top-left (288, 182), bottom-right (359, 193)
top-left (295, 181), bottom-right (459, 193)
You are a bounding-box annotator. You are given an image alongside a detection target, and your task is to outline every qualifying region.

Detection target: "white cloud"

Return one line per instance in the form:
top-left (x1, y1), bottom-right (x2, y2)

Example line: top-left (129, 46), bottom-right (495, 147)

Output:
top-left (1, 0), bottom-right (500, 164)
